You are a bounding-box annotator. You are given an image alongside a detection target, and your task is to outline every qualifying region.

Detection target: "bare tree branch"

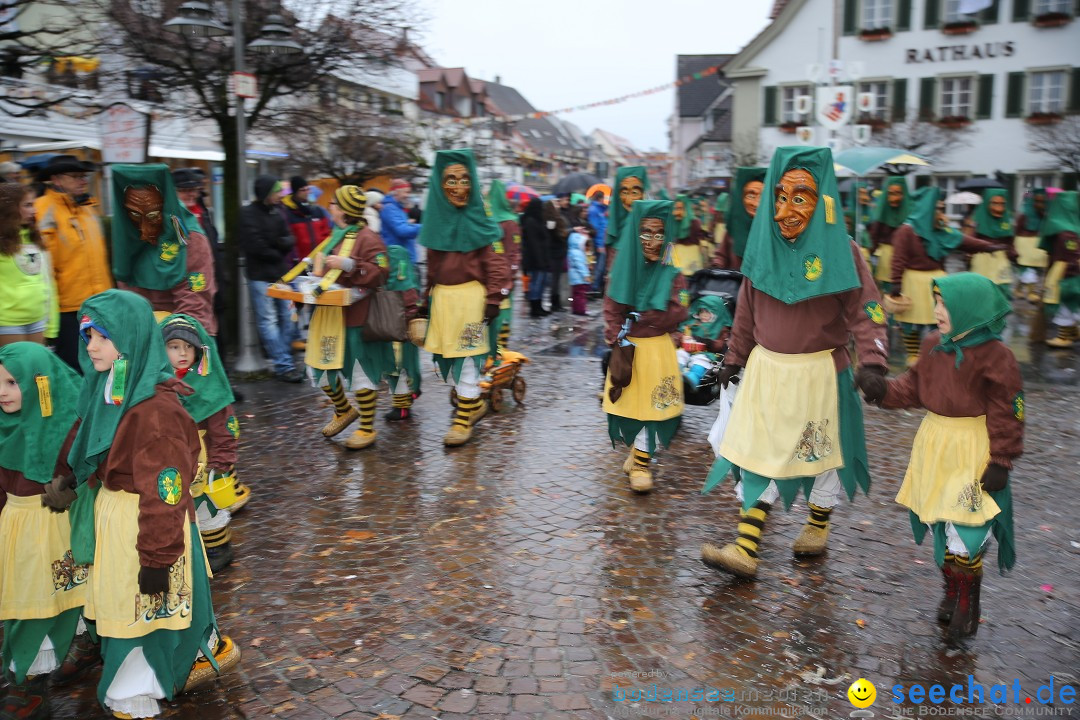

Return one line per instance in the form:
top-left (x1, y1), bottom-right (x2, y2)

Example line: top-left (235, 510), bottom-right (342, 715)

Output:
top-left (1025, 115), bottom-right (1080, 175)
top-left (871, 108), bottom-right (976, 162)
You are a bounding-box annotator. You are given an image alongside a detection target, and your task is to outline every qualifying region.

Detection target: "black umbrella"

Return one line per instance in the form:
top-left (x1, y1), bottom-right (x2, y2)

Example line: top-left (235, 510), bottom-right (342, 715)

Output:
top-left (551, 172), bottom-right (601, 195)
top-left (956, 177), bottom-right (1005, 191)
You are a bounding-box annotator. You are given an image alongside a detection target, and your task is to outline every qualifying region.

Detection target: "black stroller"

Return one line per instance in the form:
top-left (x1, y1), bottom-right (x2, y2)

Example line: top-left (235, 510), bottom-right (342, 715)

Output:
top-left (681, 269), bottom-right (744, 407)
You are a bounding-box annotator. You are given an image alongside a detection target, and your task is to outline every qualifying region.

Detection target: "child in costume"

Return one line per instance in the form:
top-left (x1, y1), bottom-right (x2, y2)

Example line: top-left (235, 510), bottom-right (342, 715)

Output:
top-left (1014, 189), bottom-right (1050, 302)
top-left (605, 166), bottom-right (650, 270)
top-left (68, 290), bottom-right (238, 718)
top-left (711, 167), bottom-right (766, 272)
top-left (603, 200), bottom-right (688, 494)
top-left (383, 245), bottom-right (423, 421)
top-left (159, 313), bottom-right (243, 573)
top-left (676, 295), bottom-right (733, 389)
top-left (1039, 191), bottom-right (1080, 348)
top-left (865, 273), bottom-right (1021, 641)
top-left (487, 180), bottom-right (521, 353)
top-left (968, 189), bottom-right (1017, 290)
top-left (0, 343), bottom-right (87, 718)
top-left (418, 149), bottom-right (512, 447)
top-left (701, 146), bottom-right (889, 580)
top-left (867, 177), bottom-right (912, 293)
top-left (672, 194), bottom-right (706, 276)
top-left (889, 187), bottom-right (1004, 366)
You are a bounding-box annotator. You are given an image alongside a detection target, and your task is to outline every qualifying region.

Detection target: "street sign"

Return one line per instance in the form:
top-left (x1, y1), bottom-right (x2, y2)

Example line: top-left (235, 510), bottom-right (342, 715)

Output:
top-left (816, 86), bottom-right (853, 130)
top-left (100, 103), bottom-right (147, 164)
top-left (231, 72), bottom-right (257, 99)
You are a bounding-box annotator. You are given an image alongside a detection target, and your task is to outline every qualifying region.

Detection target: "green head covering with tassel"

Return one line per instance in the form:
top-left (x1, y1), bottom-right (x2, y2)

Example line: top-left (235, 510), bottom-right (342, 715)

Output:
top-left (680, 295), bottom-right (733, 340)
top-left (159, 313), bottom-right (234, 424)
top-left (931, 272), bottom-right (1011, 368)
top-left (606, 200), bottom-right (681, 312)
top-left (871, 177), bottom-right (914, 229)
top-left (418, 149), bottom-right (503, 253)
top-left (1020, 188), bottom-right (1047, 235)
top-left (906, 187), bottom-right (965, 261)
top-left (487, 179), bottom-right (519, 224)
top-left (606, 166), bottom-right (650, 252)
top-left (971, 188), bottom-right (1014, 239)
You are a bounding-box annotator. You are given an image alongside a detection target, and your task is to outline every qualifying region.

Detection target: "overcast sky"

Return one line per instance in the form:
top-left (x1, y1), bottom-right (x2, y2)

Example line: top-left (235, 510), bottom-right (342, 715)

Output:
top-left (420, 0), bottom-right (771, 152)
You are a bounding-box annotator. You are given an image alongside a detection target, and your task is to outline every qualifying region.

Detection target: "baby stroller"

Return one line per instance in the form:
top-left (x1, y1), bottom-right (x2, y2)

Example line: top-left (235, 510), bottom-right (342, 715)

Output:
top-left (681, 269), bottom-right (744, 407)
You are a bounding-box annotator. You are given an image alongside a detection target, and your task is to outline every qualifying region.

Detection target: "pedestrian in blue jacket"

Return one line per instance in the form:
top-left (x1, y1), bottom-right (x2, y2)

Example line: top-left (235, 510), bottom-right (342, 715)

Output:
top-left (379, 179), bottom-right (422, 264)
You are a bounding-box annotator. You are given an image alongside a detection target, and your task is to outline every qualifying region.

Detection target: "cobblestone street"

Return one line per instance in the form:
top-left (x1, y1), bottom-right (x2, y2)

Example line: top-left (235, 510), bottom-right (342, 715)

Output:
top-left (50, 306), bottom-right (1079, 719)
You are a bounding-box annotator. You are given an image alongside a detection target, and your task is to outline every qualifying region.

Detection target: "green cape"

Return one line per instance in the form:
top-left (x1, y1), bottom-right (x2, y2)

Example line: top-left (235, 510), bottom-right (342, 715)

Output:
top-left (726, 167), bottom-right (767, 260)
top-left (385, 245), bottom-right (419, 292)
top-left (931, 273), bottom-right (1011, 368)
top-left (740, 147), bottom-right (859, 304)
top-left (1038, 191), bottom-right (1080, 253)
top-left (418, 149), bottom-right (502, 253)
top-left (871, 177), bottom-right (913, 229)
top-left (487, 180), bottom-right (518, 224)
top-left (606, 200), bottom-right (680, 312)
top-left (159, 313), bottom-right (233, 424)
top-left (674, 194), bottom-right (694, 239)
top-left (680, 295), bottom-right (733, 340)
top-left (606, 166), bottom-right (650, 252)
top-left (110, 164), bottom-right (202, 291)
top-left (971, 189), bottom-right (1014, 239)
top-left (906, 187), bottom-right (964, 262)
top-left (67, 290), bottom-right (174, 483)
top-left (0, 342), bottom-right (81, 483)
top-left (1020, 188), bottom-right (1047, 235)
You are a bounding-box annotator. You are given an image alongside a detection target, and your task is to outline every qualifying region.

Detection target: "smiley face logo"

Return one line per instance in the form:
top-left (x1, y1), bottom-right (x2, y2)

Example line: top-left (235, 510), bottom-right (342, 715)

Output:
top-left (848, 678), bottom-right (877, 709)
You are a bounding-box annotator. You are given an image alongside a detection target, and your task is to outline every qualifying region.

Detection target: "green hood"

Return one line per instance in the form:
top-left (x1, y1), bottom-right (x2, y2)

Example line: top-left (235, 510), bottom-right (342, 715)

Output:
top-left (726, 167), bottom-right (767, 260)
top-left (657, 188), bottom-right (671, 201)
top-left (971, 189), bottom-right (1014, 239)
top-left (0, 342), bottom-right (81, 483)
top-left (932, 272), bottom-right (1011, 367)
top-left (674, 194), bottom-right (694, 239)
top-left (160, 313), bottom-right (233, 424)
top-left (606, 166), bottom-right (650, 252)
top-left (740, 147), bottom-right (859, 305)
top-left (606, 200), bottom-right (681, 312)
top-left (680, 295), bottom-right (733, 340)
top-left (110, 163), bottom-right (203, 291)
top-left (1038, 191), bottom-right (1080, 253)
top-left (1020, 188), bottom-right (1047, 235)
top-left (418, 149), bottom-right (503, 253)
top-left (871, 177), bottom-right (913, 229)
top-left (487, 179), bottom-right (519, 223)
top-left (68, 290), bottom-right (175, 483)
top-left (714, 192), bottom-right (729, 215)
top-left (385, 245), bottom-right (419, 293)
top-left (906, 187), bottom-right (964, 261)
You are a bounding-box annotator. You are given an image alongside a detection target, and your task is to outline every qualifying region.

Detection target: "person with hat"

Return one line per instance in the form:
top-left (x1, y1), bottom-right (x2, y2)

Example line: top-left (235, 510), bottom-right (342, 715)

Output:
top-left (711, 167), bottom-right (766, 272)
top-left (380, 179), bottom-right (422, 265)
top-left (1014, 189), bottom-right (1050, 303)
top-left (486, 179), bottom-right (522, 351)
top-left (672, 194), bottom-right (706, 276)
top-left (240, 175), bottom-right (302, 383)
top-left (363, 189), bottom-right (384, 234)
top-left (281, 176), bottom-right (331, 264)
top-left (418, 149), bottom-right (512, 447)
top-left (868, 177), bottom-right (913, 294)
top-left (34, 155), bottom-right (113, 371)
top-left (0, 161), bottom-right (22, 184)
top-left (968, 189), bottom-right (1018, 291)
top-left (700, 146), bottom-right (889, 580)
top-left (110, 164), bottom-right (218, 339)
top-left (1039, 191), bottom-right (1080, 348)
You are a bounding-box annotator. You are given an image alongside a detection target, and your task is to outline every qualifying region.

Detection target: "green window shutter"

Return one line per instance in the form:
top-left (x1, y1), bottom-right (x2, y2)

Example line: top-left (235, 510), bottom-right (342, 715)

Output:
top-left (919, 77), bottom-right (937, 120)
top-left (1012, 0), bottom-right (1029, 21)
top-left (1005, 71), bottom-right (1026, 118)
top-left (892, 78), bottom-right (908, 121)
top-left (976, 74), bottom-right (995, 119)
top-left (980, 0), bottom-right (999, 23)
top-left (924, 0), bottom-right (940, 28)
top-left (764, 86), bottom-right (778, 126)
top-left (915, 175), bottom-right (932, 189)
top-left (843, 0), bottom-right (858, 34)
top-left (1069, 68), bottom-right (1080, 113)
top-left (897, 0), bottom-right (912, 29)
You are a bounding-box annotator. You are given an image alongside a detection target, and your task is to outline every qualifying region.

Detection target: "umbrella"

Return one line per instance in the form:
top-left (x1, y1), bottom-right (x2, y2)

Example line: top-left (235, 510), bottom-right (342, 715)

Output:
top-left (505, 182), bottom-right (539, 209)
top-left (946, 191), bottom-right (983, 205)
top-left (833, 147), bottom-right (930, 175)
top-left (956, 177), bottom-right (1004, 191)
top-left (585, 183), bottom-right (612, 204)
top-left (551, 172), bottom-right (601, 195)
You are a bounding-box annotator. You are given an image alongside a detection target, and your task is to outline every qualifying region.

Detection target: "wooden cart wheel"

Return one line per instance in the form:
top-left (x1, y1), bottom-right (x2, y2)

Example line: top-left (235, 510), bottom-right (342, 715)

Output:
top-left (490, 389), bottom-right (504, 412)
top-left (512, 376), bottom-right (527, 405)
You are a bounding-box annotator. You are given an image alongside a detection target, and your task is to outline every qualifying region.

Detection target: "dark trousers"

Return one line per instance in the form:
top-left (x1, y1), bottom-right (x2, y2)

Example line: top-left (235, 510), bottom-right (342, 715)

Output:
top-left (571, 284), bottom-right (588, 314)
top-left (51, 311), bottom-right (82, 373)
top-left (549, 263), bottom-right (565, 309)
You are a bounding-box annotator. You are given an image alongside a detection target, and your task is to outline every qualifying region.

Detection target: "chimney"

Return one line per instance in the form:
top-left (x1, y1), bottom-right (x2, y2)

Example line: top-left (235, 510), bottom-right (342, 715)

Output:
top-left (494, 75), bottom-right (501, 84)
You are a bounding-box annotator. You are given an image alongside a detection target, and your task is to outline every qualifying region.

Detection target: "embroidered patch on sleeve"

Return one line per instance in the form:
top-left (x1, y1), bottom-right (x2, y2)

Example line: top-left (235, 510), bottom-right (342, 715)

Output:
top-left (227, 415), bottom-right (241, 440)
top-left (864, 301), bottom-right (886, 324)
top-left (188, 272), bottom-right (207, 292)
top-left (803, 254), bottom-right (823, 281)
top-left (678, 290), bottom-right (690, 307)
top-left (1013, 392), bottom-right (1024, 422)
top-left (157, 468), bottom-right (183, 505)
top-left (159, 241), bottom-right (180, 262)
top-left (374, 253), bottom-right (388, 269)
top-left (493, 240), bottom-right (505, 254)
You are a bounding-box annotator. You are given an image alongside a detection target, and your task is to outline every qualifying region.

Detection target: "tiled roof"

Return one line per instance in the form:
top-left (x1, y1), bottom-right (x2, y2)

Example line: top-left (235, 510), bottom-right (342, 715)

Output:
top-left (676, 54), bottom-right (733, 118)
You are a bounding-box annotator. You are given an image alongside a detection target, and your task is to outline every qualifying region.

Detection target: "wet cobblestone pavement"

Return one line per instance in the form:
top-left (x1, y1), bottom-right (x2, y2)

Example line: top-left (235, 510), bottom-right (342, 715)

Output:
top-left (49, 298), bottom-right (1079, 719)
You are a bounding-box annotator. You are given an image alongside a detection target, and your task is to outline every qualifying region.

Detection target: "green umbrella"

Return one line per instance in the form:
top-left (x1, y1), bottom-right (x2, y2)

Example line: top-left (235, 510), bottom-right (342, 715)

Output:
top-left (834, 147), bottom-right (930, 176)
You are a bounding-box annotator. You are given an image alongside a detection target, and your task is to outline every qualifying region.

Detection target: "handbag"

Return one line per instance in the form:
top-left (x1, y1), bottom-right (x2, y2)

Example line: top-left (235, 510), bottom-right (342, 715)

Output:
top-left (362, 288), bottom-right (407, 342)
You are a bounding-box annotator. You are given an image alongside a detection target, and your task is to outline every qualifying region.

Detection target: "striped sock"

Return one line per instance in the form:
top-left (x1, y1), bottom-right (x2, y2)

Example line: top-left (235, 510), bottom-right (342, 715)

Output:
top-left (497, 322), bottom-right (511, 350)
top-left (807, 502), bottom-right (832, 530)
top-left (201, 526), bottom-right (231, 549)
top-left (954, 552), bottom-right (983, 572)
top-left (392, 393), bottom-right (412, 409)
top-left (632, 448), bottom-right (650, 470)
top-left (944, 551), bottom-right (955, 565)
top-left (901, 331), bottom-right (922, 360)
top-left (734, 501), bottom-right (771, 559)
top-left (354, 389), bottom-right (377, 432)
top-left (454, 396), bottom-right (480, 429)
top-left (323, 381), bottom-right (352, 416)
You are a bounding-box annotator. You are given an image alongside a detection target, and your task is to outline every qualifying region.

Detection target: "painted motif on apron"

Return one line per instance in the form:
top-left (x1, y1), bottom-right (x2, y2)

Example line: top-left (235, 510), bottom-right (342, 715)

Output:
top-left (133, 557), bottom-right (191, 626)
top-left (651, 376), bottom-right (679, 410)
top-left (52, 550), bottom-right (88, 593)
top-left (954, 480), bottom-right (984, 514)
top-left (793, 420), bottom-right (833, 462)
top-left (458, 322), bottom-right (485, 351)
top-left (320, 335), bottom-right (339, 365)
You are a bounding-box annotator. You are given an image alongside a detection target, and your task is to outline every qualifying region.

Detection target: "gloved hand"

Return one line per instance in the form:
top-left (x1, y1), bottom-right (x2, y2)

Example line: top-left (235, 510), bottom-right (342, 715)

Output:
top-left (138, 566), bottom-right (171, 596)
top-left (717, 364), bottom-right (742, 388)
top-left (855, 365), bottom-right (888, 406)
top-left (980, 463), bottom-right (1009, 492)
top-left (484, 303), bottom-right (500, 325)
top-left (984, 243), bottom-right (1009, 253)
top-left (416, 304), bottom-right (429, 320)
top-left (41, 474), bottom-right (77, 513)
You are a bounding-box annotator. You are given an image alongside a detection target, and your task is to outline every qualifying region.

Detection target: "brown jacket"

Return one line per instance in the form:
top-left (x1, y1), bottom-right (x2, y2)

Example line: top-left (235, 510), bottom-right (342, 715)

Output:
top-left (727, 241), bottom-right (888, 373)
top-left (868, 220), bottom-right (900, 252)
top-left (0, 421), bottom-right (79, 512)
top-left (883, 332), bottom-right (1023, 468)
top-left (603, 274), bottom-right (689, 346)
top-left (119, 229), bottom-right (218, 335)
top-left (711, 230), bottom-right (743, 271)
top-left (1047, 231), bottom-right (1080, 278)
top-left (425, 245), bottom-right (512, 307)
top-left (332, 227), bottom-right (390, 328)
top-left (890, 224), bottom-right (998, 289)
top-left (498, 219), bottom-right (522, 278)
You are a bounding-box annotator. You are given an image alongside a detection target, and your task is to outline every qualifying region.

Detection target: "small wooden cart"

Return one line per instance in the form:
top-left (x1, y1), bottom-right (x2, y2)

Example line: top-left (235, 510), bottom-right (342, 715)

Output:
top-left (450, 350), bottom-right (531, 412)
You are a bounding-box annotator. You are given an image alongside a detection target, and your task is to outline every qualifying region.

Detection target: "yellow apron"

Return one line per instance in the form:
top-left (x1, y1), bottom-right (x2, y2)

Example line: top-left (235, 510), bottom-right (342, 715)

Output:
top-left (873, 244), bottom-right (893, 283)
top-left (896, 269), bottom-right (946, 325)
top-left (718, 347), bottom-right (841, 479)
top-left (84, 488), bottom-right (200, 639)
top-left (672, 243), bottom-right (704, 277)
top-left (0, 495), bottom-right (87, 619)
top-left (305, 305), bottom-right (346, 371)
top-left (896, 413), bottom-right (1000, 526)
top-left (969, 250), bottom-right (1013, 286)
top-left (1015, 234), bottom-right (1049, 269)
top-left (603, 335), bottom-right (683, 421)
top-left (424, 281), bottom-right (489, 358)
top-left (1043, 260), bottom-right (1067, 305)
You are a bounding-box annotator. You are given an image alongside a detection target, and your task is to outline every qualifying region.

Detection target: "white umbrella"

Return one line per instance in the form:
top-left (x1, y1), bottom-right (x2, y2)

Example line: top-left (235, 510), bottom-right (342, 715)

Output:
top-left (946, 191), bottom-right (983, 205)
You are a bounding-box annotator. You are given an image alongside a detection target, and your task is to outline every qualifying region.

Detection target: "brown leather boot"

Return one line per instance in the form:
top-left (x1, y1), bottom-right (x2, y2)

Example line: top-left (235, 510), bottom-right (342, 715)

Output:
top-left (946, 560), bottom-right (983, 640)
top-left (937, 558), bottom-right (958, 624)
top-left (49, 631), bottom-right (101, 687)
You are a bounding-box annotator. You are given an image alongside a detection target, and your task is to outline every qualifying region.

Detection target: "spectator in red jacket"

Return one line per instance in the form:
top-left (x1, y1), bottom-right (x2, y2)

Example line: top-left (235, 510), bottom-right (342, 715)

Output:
top-left (280, 176), bottom-right (331, 262)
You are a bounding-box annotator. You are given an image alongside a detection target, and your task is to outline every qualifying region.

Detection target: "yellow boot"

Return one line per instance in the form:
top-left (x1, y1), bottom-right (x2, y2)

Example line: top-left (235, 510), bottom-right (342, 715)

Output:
top-left (344, 389), bottom-right (378, 449)
top-left (628, 448), bottom-right (653, 492)
top-left (792, 503), bottom-right (832, 556)
top-left (445, 395), bottom-right (479, 446)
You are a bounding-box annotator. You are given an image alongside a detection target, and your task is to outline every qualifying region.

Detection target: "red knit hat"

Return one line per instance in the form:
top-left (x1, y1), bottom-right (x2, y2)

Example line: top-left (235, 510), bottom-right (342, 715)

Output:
top-left (389, 178), bottom-right (410, 191)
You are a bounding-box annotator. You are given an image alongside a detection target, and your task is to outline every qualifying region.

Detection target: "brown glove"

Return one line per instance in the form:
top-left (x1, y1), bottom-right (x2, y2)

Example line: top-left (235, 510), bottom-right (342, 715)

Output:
top-left (41, 474), bottom-right (77, 513)
top-left (484, 303), bottom-right (500, 325)
top-left (855, 365), bottom-right (888, 406)
top-left (138, 566), bottom-right (171, 595)
top-left (980, 463), bottom-right (1009, 492)
top-left (717, 364), bottom-right (742, 388)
